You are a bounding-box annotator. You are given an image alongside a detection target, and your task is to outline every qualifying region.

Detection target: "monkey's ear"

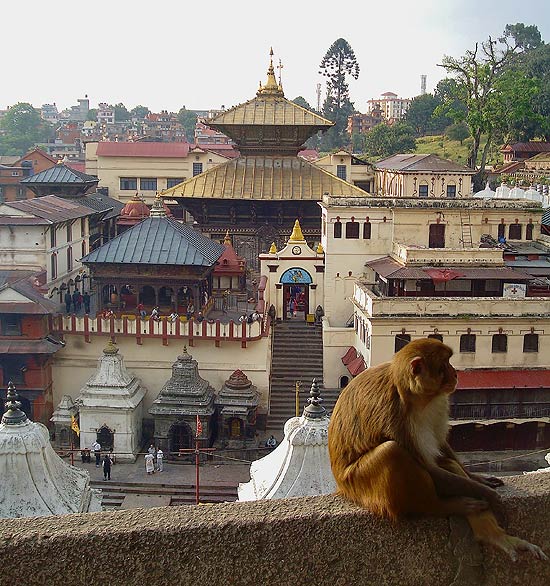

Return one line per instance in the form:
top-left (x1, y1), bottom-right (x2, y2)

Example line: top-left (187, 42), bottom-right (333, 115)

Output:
top-left (410, 356), bottom-right (423, 375)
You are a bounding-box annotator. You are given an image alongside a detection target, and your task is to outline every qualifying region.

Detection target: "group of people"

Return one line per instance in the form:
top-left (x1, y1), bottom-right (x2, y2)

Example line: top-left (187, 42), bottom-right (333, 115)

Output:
top-left (238, 311), bottom-right (262, 324)
top-left (64, 290), bottom-right (91, 314)
top-left (90, 440), bottom-right (115, 481)
top-left (144, 444), bottom-right (164, 474)
top-left (135, 303), bottom-right (200, 322)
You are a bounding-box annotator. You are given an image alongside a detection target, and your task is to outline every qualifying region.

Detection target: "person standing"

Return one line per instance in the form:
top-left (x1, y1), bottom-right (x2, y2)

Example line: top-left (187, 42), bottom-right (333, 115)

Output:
top-left (72, 289), bottom-right (81, 312)
top-left (64, 291), bottom-right (72, 313)
top-left (83, 291), bottom-right (91, 314)
top-left (147, 444), bottom-right (156, 458)
top-left (156, 448), bottom-right (164, 472)
top-left (91, 440), bottom-right (101, 467)
top-left (145, 452), bottom-right (155, 475)
top-left (102, 453), bottom-right (112, 481)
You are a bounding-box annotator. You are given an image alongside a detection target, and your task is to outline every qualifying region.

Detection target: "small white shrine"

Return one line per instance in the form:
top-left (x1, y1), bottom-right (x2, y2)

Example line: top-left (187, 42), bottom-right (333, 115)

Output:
top-left (238, 380), bottom-right (336, 501)
top-left (50, 394), bottom-right (78, 448)
top-left (77, 341), bottom-right (146, 461)
top-left (0, 382), bottom-right (101, 518)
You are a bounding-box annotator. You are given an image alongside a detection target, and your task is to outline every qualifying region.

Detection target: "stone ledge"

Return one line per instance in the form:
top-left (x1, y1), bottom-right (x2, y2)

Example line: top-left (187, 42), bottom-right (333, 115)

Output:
top-left (0, 474), bottom-right (549, 586)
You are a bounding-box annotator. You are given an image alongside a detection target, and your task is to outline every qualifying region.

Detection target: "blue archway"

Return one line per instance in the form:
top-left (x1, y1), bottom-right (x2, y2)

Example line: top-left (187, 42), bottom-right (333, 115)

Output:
top-left (280, 267), bottom-right (313, 285)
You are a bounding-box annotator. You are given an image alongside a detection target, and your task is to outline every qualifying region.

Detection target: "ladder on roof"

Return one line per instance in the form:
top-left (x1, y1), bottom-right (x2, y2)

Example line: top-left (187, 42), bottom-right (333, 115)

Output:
top-left (459, 209), bottom-right (473, 248)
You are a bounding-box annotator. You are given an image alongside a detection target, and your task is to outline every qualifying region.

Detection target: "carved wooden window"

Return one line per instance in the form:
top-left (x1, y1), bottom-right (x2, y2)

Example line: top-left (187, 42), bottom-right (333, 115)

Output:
top-left (509, 224), bottom-right (522, 240)
top-left (526, 223), bottom-right (534, 240)
top-left (491, 333), bottom-right (508, 353)
top-left (363, 222), bottom-right (372, 239)
top-left (523, 333), bottom-right (539, 353)
top-left (394, 333), bottom-right (411, 352)
top-left (345, 221), bottom-right (359, 239)
top-left (429, 224), bottom-right (445, 248)
top-left (334, 220), bottom-right (342, 239)
top-left (336, 165), bottom-right (347, 180)
top-left (418, 184), bottom-right (429, 198)
top-left (460, 334), bottom-right (476, 353)
top-left (192, 163), bottom-right (203, 176)
top-left (498, 224), bottom-right (505, 239)
top-left (446, 184), bottom-right (456, 198)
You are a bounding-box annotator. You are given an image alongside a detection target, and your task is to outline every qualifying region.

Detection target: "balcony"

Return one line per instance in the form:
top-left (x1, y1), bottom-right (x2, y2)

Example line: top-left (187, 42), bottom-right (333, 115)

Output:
top-left (392, 242), bottom-right (504, 266)
top-left (1, 475), bottom-right (549, 585)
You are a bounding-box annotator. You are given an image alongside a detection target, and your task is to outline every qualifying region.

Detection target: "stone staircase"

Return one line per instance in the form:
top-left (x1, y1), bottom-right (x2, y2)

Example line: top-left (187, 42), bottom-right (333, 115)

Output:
top-left (267, 321), bottom-right (340, 436)
top-left (90, 480), bottom-right (238, 509)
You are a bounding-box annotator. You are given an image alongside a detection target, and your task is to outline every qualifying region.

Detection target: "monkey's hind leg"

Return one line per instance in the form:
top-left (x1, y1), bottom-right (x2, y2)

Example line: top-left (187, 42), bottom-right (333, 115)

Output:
top-left (440, 459), bottom-right (548, 562)
top-left (340, 441), bottom-right (487, 521)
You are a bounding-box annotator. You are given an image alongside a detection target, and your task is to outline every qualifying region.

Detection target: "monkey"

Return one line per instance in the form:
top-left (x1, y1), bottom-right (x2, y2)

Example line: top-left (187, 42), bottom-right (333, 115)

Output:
top-left (328, 338), bottom-right (547, 561)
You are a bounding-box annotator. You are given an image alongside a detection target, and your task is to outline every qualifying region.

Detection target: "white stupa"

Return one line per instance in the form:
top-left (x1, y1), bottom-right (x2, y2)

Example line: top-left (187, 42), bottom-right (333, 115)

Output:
top-left (238, 379), bottom-right (336, 501)
top-left (77, 341), bottom-right (146, 461)
top-left (473, 182), bottom-right (495, 199)
top-left (0, 382), bottom-right (101, 518)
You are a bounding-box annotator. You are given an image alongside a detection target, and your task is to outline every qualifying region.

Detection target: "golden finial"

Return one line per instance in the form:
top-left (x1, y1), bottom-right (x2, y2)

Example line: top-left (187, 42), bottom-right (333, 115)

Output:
top-left (103, 340), bottom-right (119, 355)
top-left (224, 230), bottom-right (231, 245)
top-left (269, 242), bottom-right (277, 254)
top-left (149, 192), bottom-right (167, 218)
top-left (289, 219), bottom-right (305, 242)
top-left (257, 47), bottom-right (284, 98)
top-left (316, 243), bottom-right (324, 254)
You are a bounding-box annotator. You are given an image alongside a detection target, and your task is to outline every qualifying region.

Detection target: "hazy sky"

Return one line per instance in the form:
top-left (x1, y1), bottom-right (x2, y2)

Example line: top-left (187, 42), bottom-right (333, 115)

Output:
top-left (2, 0), bottom-right (549, 114)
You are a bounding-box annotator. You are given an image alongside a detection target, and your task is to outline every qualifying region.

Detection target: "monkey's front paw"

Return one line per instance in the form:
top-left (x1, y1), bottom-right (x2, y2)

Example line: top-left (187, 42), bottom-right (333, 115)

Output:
top-left (471, 473), bottom-right (504, 488)
top-left (452, 497), bottom-right (489, 516)
top-left (499, 537), bottom-right (549, 562)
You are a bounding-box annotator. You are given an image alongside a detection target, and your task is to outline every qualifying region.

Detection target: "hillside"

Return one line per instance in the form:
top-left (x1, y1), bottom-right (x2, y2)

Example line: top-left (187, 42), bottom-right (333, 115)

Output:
top-left (414, 134), bottom-right (502, 167)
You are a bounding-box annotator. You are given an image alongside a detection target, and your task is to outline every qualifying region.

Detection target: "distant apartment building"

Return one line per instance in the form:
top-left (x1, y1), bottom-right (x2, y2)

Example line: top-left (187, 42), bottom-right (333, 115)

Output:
top-left (195, 119), bottom-right (232, 145)
top-left (347, 107), bottom-right (384, 136)
top-left (58, 97), bottom-right (89, 122)
top-left (367, 92), bottom-right (411, 124)
top-left (41, 103), bottom-right (59, 123)
top-left (97, 103), bottom-right (115, 125)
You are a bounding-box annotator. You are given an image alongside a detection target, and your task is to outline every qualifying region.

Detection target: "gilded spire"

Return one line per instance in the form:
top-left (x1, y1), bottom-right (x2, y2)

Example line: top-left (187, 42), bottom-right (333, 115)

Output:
top-left (289, 219), bottom-right (305, 242)
top-left (257, 47), bottom-right (284, 98)
top-left (150, 192), bottom-right (167, 218)
top-left (316, 243), bottom-right (324, 254)
top-left (269, 242), bottom-right (277, 254)
top-left (103, 340), bottom-right (119, 355)
top-left (224, 230), bottom-right (232, 245)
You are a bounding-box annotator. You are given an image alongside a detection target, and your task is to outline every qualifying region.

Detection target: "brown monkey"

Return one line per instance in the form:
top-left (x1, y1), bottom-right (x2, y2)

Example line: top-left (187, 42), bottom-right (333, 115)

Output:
top-left (328, 338), bottom-right (547, 561)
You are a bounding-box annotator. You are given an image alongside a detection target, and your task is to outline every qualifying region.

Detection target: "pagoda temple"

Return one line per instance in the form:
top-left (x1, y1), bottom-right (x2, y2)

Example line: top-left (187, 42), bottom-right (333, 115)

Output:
top-left (161, 49), bottom-right (367, 269)
top-left (149, 347), bottom-right (215, 454)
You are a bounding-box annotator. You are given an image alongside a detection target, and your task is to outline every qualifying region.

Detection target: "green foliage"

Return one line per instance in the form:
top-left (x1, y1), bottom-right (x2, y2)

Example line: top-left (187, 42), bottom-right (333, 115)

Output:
top-left (0, 102), bottom-right (53, 156)
top-left (292, 96), bottom-right (314, 111)
top-left (319, 38), bottom-right (360, 150)
top-left (86, 108), bottom-right (98, 121)
top-left (351, 132), bottom-right (365, 153)
top-left (405, 93), bottom-right (451, 136)
top-left (363, 123), bottom-right (416, 159)
top-left (130, 105), bottom-right (150, 119)
top-left (113, 103), bottom-right (129, 122)
top-left (445, 122), bottom-right (470, 144)
top-left (177, 107), bottom-right (198, 142)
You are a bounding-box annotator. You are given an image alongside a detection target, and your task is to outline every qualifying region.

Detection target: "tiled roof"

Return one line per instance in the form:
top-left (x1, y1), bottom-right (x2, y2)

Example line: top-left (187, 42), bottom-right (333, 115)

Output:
top-left (0, 270), bottom-right (58, 314)
top-left (457, 369), bottom-right (550, 390)
top-left (375, 154), bottom-right (473, 173)
top-left (96, 142), bottom-right (191, 158)
top-left (161, 155), bottom-right (368, 200)
top-left (1, 195), bottom-right (96, 223)
top-left (81, 217), bottom-right (224, 267)
top-left (501, 142), bottom-right (550, 154)
top-left (0, 339), bottom-right (62, 354)
top-left (20, 164), bottom-right (98, 185)
top-left (78, 193), bottom-right (125, 220)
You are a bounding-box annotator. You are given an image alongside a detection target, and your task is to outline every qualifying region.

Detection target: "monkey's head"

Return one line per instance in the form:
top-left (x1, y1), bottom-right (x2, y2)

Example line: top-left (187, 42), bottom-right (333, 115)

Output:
top-left (391, 338), bottom-right (457, 401)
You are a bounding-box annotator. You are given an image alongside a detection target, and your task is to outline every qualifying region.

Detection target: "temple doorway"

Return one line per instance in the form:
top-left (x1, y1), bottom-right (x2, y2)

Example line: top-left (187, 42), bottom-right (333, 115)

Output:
top-left (283, 284), bottom-right (309, 320)
top-left (97, 425), bottom-right (114, 450)
top-left (169, 420), bottom-right (193, 453)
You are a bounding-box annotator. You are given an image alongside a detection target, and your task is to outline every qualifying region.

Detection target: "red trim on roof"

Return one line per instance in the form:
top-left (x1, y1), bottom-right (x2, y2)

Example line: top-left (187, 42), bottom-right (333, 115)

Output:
top-left (96, 142), bottom-right (191, 158)
top-left (457, 370), bottom-right (550, 390)
top-left (342, 346), bottom-right (357, 365)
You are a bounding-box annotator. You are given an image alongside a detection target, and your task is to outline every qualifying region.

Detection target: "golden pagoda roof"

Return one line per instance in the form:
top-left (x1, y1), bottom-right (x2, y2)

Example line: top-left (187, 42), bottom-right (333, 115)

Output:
top-left (161, 155), bottom-right (368, 201)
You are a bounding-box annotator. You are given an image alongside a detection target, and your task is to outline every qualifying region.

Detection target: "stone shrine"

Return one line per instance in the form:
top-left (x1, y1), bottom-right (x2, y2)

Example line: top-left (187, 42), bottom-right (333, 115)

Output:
top-left (149, 347), bottom-right (215, 454)
top-left (50, 394), bottom-right (78, 448)
top-left (76, 341), bottom-right (146, 461)
top-left (238, 379), bottom-right (336, 500)
top-left (0, 382), bottom-right (101, 518)
top-left (216, 369), bottom-right (259, 446)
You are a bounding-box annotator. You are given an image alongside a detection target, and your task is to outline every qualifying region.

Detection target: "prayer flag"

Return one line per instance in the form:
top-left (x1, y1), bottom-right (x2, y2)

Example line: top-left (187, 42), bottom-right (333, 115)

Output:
top-left (71, 415), bottom-right (80, 436)
top-left (196, 414), bottom-right (203, 437)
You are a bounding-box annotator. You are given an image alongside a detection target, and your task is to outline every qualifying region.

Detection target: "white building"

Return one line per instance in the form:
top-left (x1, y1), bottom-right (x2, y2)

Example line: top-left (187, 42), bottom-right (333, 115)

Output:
top-left (367, 92), bottom-right (411, 123)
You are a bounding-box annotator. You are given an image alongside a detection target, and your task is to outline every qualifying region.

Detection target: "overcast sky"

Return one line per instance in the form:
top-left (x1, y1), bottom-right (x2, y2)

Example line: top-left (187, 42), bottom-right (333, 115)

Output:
top-left (2, 0), bottom-right (549, 114)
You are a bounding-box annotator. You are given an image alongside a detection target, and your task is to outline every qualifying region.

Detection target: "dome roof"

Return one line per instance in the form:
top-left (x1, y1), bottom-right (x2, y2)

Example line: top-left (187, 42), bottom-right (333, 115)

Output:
top-left (495, 183), bottom-right (510, 198)
top-left (120, 193), bottom-right (150, 219)
top-left (473, 182), bottom-right (495, 199)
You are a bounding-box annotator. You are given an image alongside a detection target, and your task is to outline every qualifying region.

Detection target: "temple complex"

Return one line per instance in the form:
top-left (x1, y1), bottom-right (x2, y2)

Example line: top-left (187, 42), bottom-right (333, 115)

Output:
top-left (161, 50), bottom-right (367, 270)
top-left (149, 347), bottom-right (215, 454)
top-left (76, 341), bottom-right (146, 461)
top-left (81, 193), bottom-right (224, 314)
top-left (238, 379), bottom-right (335, 500)
top-left (0, 382), bottom-right (101, 518)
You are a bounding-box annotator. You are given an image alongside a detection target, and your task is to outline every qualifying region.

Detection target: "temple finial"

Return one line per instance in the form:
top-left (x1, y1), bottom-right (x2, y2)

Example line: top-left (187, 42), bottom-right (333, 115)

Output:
top-left (149, 192), bottom-right (167, 217)
top-left (269, 242), bottom-right (277, 254)
top-left (2, 381), bottom-right (28, 425)
top-left (303, 379), bottom-right (326, 419)
top-left (289, 219), bottom-right (305, 242)
top-left (224, 230), bottom-right (231, 245)
top-left (257, 47), bottom-right (284, 97)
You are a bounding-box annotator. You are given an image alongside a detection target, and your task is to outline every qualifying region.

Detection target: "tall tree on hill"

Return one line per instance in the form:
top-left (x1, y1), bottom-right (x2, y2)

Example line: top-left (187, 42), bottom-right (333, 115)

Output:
top-left (130, 105), bottom-right (150, 120)
top-left (363, 123), bottom-right (416, 159)
top-left (319, 38), bottom-right (360, 150)
top-left (177, 107), bottom-right (198, 142)
top-left (0, 102), bottom-right (53, 155)
top-left (113, 103), bottom-right (130, 122)
top-left (405, 94), bottom-right (451, 136)
top-left (438, 23), bottom-right (543, 182)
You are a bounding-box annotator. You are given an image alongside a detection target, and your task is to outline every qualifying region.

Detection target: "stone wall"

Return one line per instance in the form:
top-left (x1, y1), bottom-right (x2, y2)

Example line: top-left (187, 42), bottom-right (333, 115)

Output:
top-left (1, 474), bottom-right (549, 586)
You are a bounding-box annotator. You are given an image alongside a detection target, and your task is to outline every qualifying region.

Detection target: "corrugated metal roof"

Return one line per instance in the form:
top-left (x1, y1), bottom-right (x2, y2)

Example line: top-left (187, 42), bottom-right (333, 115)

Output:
top-left (0, 270), bottom-right (58, 313)
top-left (161, 155), bottom-right (367, 200)
top-left (78, 194), bottom-right (125, 220)
top-left (542, 209), bottom-right (550, 225)
top-left (96, 142), bottom-right (191, 158)
top-left (0, 339), bottom-right (62, 354)
top-left (2, 195), bottom-right (95, 223)
top-left (457, 369), bottom-right (550, 389)
top-left (81, 217), bottom-right (224, 266)
top-left (208, 96), bottom-right (333, 128)
top-left (20, 164), bottom-right (98, 185)
top-left (375, 154), bottom-right (472, 173)
top-left (365, 256), bottom-right (533, 280)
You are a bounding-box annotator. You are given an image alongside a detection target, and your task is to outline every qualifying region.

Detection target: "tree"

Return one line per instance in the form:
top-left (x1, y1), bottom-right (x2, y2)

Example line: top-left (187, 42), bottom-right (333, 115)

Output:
top-left (445, 122), bottom-right (470, 144)
top-left (177, 107), bottom-right (198, 142)
top-left (405, 94), bottom-right (451, 136)
top-left (292, 96), bottom-right (315, 111)
top-left (351, 132), bottom-right (365, 153)
top-left (319, 38), bottom-right (360, 149)
top-left (438, 23), bottom-right (542, 177)
top-left (130, 105), bottom-right (150, 119)
top-left (86, 108), bottom-right (98, 121)
top-left (0, 102), bottom-right (53, 155)
top-left (113, 103), bottom-right (129, 122)
top-left (363, 123), bottom-right (416, 159)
